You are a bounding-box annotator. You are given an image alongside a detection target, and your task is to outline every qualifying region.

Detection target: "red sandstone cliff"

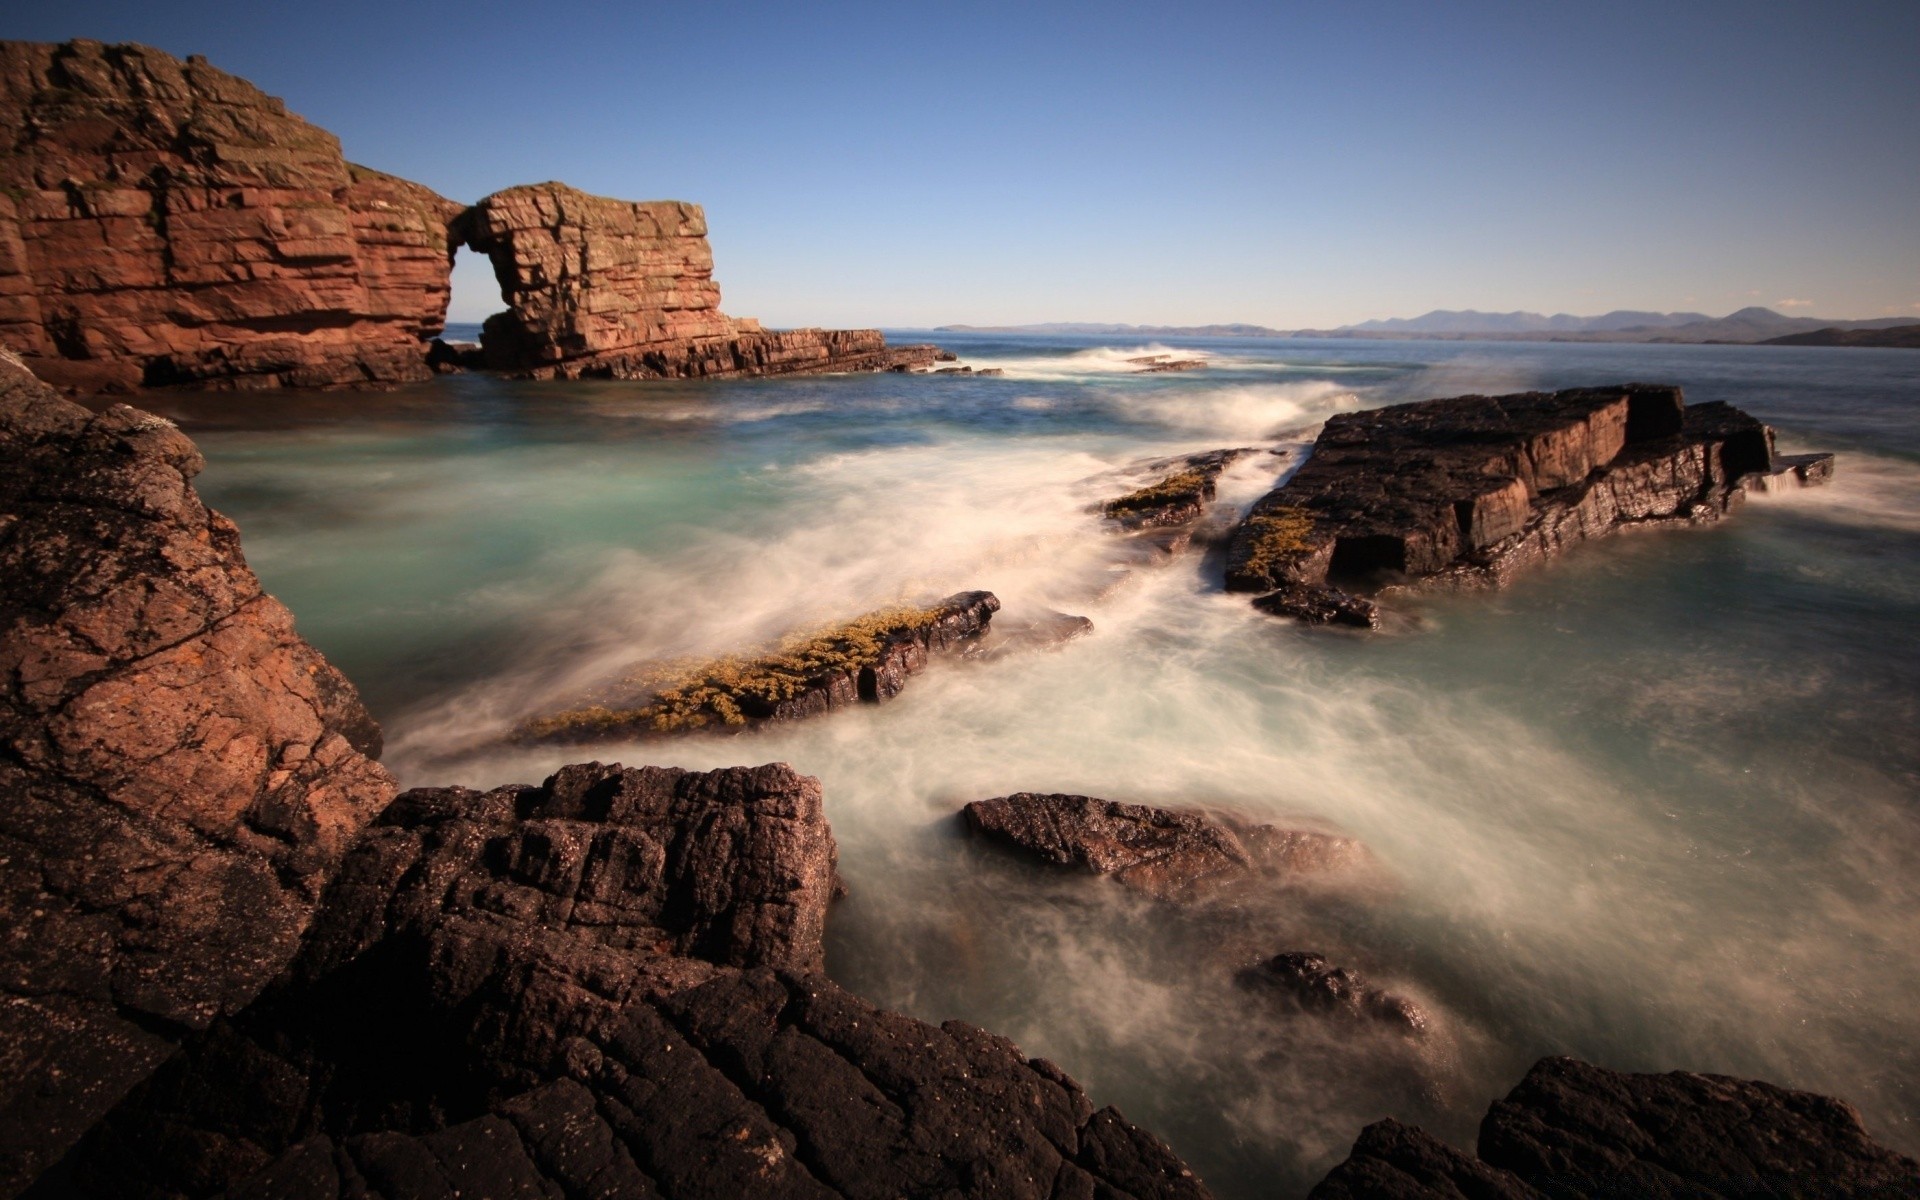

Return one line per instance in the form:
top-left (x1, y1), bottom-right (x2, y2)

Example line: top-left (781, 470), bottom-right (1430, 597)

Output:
top-left (0, 39), bottom-right (462, 392)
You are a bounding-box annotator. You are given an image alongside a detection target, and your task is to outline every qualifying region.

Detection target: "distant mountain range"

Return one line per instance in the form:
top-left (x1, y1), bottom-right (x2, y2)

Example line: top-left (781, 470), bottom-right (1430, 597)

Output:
top-left (936, 307), bottom-right (1918, 345)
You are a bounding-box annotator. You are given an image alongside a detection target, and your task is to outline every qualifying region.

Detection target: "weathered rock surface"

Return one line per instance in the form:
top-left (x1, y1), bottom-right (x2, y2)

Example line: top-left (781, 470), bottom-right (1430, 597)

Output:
top-left (467, 182), bottom-right (941, 380)
top-left (48, 762), bottom-right (1212, 1200)
top-left (1236, 952), bottom-right (1429, 1035)
top-left (0, 349), bottom-right (395, 1192)
top-left (1102, 449), bottom-right (1259, 531)
top-left (1225, 385), bottom-right (1834, 625)
top-left (520, 592), bottom-right (999, 744)
top-left (0, 40), bottom-right (464, 392)
top-left (962, 793), bottom-right (1360, 902)
top-left (1310, 1057), bottom-right (1920, 1199)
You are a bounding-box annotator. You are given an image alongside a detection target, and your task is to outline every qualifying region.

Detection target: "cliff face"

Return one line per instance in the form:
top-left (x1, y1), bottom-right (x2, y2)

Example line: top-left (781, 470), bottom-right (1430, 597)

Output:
top-left (0, 350), bottom-right (396, 1191)
top-left (467, 181), bottom-right (939, 380)
top-left (0, 39), bottom-right (463, 392)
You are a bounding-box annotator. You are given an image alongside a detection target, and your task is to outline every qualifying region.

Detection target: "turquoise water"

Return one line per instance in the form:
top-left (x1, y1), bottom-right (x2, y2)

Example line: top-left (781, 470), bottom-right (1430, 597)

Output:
top-left (132, 335), bottom-right (1920, 1196)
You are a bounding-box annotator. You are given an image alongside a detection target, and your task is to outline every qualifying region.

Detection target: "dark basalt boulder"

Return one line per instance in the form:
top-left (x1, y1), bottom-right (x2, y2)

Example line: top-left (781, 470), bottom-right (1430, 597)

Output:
top-left (1225, 385), bottom-right (1835, 625)
top-left (1309, 1057), bottom-right (1920, 1199)
top-left (1236, 952), bottom-right (1429, 1035)
top-left (0, 351), bottom-right (395, 1193)
top-left (49, 762), bottom-right (1213, 1200)
top-left (1102, 448), bottom-right (1259, 531)
top-left (962, 793), bottom-right (1361, 902)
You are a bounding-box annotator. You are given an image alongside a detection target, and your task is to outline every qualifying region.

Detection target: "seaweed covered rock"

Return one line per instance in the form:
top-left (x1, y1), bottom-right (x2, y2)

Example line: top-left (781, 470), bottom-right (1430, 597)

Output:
top-left (520, 591), bottom-right (999, 743)
top-left (0, 39), bottom-right (463, 392)
top-left (51, 762), bottom-right (1213, 1200)
top-left (1225, 385), bottom-right (1834, 625)
top-left (1309, 1057), bottom-right (1920, 1199)
top-left (1101, 448), bottom-right (1259, 530)
top-left (0, 350), bottom-right (395, 1191)
top-left (961, 793), bottom-right (1360, 902)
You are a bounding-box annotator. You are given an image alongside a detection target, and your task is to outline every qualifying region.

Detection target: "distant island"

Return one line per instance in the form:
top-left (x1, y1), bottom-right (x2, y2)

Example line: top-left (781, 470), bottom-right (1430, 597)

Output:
top-left (938, 307), bottom-right (1920, 346)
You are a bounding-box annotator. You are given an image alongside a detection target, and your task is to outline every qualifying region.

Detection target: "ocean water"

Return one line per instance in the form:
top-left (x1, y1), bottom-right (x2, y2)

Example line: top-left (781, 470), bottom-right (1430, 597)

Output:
top-left (128, 333), bottom-right (1920, 1196)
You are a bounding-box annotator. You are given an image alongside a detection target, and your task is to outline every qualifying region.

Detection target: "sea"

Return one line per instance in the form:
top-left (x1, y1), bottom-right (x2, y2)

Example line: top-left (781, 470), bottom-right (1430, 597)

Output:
top-left (125, 329), bottom-right (1920, 1197)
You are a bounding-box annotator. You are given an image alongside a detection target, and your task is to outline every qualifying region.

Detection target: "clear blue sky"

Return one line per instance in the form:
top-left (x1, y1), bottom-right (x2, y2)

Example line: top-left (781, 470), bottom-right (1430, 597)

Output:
top-left (8, 0), bottom-right (1917, 327)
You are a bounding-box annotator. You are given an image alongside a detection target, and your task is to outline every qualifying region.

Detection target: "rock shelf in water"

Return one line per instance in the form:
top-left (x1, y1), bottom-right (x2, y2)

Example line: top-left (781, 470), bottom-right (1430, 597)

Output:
top-left (1310, 1056), bottom-right (1920, 1198)
top-left (1225, 384), bottom-right (1836, 628)
top-left (962, 793), bottom-right (1362, 902)
top-left (1237, 952), bottom-right (1430, 1036)
top-left (518, 591), bottom-right (1000, 743)
top-left (1101, 448), bottom-right (1261, 531)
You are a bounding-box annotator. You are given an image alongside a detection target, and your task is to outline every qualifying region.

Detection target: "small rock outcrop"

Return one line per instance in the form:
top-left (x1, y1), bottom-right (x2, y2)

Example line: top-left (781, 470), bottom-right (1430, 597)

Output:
top-left (50, 762), bottom-right (1212, 1200)
top-left (1309, 1057), bottom-right (1920, 1199)
top-left (1225, 385), bottom-right (1835, 627)
top-left (520, 591), bottom-right (999, 743)
top-left (0, 40), bottom-right (464, 392)
top-left (0, 350), bottom-right (396, 1191)
top-left (466, 182), bottom-right (941, 380)
top-left (961, 793), bottom-right (1360, 902)
top-left (1102, 448), bottom-right (1259, 530)
top-left (1236, 952), bottom-right (1429, 1035)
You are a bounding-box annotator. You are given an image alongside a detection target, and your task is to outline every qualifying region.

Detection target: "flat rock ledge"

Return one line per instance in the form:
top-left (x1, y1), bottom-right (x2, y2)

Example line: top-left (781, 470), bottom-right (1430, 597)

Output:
top-left (962, 793), bottom-right (1361, 902)
top-left (1102, 448), bottom-right (1261, 531)
top-left (1309, 1056), bottom-right (1920, 1199)
top-left (1225, 385), bottom-right (1836, 628)
top-left (47, 762), bottom-right (1212, 1200)
top-left (518, 591), bottom-right (999, 744)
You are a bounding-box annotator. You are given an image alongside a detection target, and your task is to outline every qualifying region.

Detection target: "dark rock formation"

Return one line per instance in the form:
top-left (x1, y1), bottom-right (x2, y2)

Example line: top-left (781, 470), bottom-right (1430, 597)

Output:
top-left (0, 349), bottom-right (395, 1192)
top-left (1745, 450), bottom-right (1837, 494)
top-left (1235, 952), bottom-right (1428, 1035)
top-left (961, 793), bottom-right (1360, 902)
top-left (519, 592), bottom-right (999, 744)
top-left (1226, 385), bottom-right (1834, 625)
top-left (466, 183), bottom-right (941, 380)
top-left (1126, 355), bottom-right (1207, 373)
top-left (0, 40), bottom-right (464, 392)
top-left (1310, 1057), bottom-right (1920, 1199)
top-left (48, 762), bottom-right (1212, 1200)
top-left (1103, 449), bottom-right (1259, 531)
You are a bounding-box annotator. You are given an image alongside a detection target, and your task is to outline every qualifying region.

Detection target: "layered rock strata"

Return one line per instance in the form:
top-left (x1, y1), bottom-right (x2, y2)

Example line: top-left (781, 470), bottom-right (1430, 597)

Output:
top-left (1225, 385), bottom-right (1835, 627)
top-left (0, 350), bottom-right (396, 1192)
top-left (961, 793), bottom-right (1360, 902)
top-left (50, 762), bottom-right (1211, 1200)
top-left (467, 183), bottom-right (941, 380)
top-left (520, 591), bottom-right (999, 743)
top-left (1309, 1056), bottom-right (1920, 1198)
top-left (0, 40), bottom-right (463, 392)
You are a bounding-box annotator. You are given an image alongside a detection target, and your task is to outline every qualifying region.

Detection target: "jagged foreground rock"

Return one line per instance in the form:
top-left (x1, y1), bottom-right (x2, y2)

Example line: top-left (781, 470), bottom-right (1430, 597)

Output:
top-left (962, 793), bottom-right (1361, 902)
top-left (467, 183), bottom-right (940, 380)
top-left (0, 40), bottom-right (942, 392)
top-left (46, 763), bottom-right (1210, 1200)
top-left (1225, 385), bottom-right (1835, 627)
top-left (0, 40), bottom-right (462, 392)
top-left (0, 350), bottom-right (396, 1192)
top-left (1309, 1056), bottom-right (1920, 1198)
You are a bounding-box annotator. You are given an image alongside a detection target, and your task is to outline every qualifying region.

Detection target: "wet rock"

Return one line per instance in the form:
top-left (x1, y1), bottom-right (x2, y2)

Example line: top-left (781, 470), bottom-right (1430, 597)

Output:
top-left (1309, 1057), bottom-right (1920, 1199)
top-left (1225, 386), bottom-right (1831, 623)
top-left (1236, 952), bottom-right (1429, 1034)
top-left (967, 609), bottom-right (1095, 659)
top-left (0, 40), bottom-right (464, 392)
top-left (1126, 355), bottom-right (1208, 373)
top-left (466, 182), bottom-right (941, 380)
top-left (1250, 581), bottom-right (1379, 629)
top-left (1102, 448), bottom-right (1260, 530)
top-left (519, 592), bottom-right (1000, 743)
top-left (52, 761), bottom-right (1213, 1200)
top-left (0, 349), bottom-right (395, 1191)
top-left (425, 337), bottom-right (483, 373)
top-left (1742, 450), bottom-right (1837, 494)
top-left (975, 367), bottom-right (1005, 377)
top-left (961, 793), bottom-right (1360, 902)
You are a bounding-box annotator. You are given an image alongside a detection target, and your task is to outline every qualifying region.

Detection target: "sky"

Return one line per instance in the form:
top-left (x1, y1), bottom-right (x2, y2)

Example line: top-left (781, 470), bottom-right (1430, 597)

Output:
top-left (7, 0), bottom-right (1918, 328)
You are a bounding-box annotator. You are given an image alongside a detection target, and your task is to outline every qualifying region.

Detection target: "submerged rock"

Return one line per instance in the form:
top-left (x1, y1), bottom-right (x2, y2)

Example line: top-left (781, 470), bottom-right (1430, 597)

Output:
top-left (467, 182), bottom-right (941, 380)
top-left (1225, 385), bottom-right (1835, 625)
top-left (961, 793), bottom-right (1361, 902)
top-left (1102, 448), bottom-right (1261, 530)
top-left (53, 762), bottom-right (1213, 1200)
top-left (1236, 952), bottom-right (1429, 1034)
top-left (1127, 355), bottom-right (1208, 373)
top-left (1310, 1057), bottom-right (1920, 1199)
top-left (0, 350), bottom-right (396, 1190)
top-left (966, 609), bottom-right (1096, 659)
top-left (519, 591), bottom-right (1000, 743)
